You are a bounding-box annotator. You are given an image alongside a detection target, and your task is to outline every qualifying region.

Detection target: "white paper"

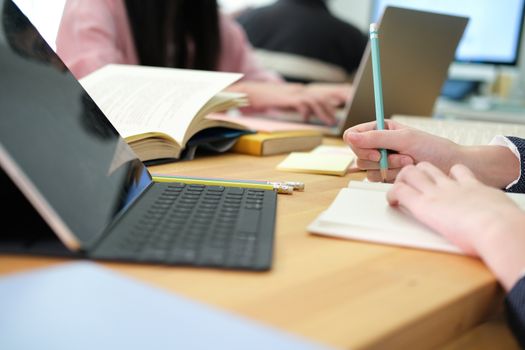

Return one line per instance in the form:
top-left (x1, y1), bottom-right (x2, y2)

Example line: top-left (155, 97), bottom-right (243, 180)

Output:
top-left (309, 181), bottom-right (525, 254)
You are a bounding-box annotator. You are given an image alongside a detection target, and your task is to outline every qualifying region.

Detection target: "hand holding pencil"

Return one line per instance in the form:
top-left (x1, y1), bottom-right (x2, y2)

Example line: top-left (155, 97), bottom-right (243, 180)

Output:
top-left (342, 118), bottom-right (480, 183)
top-left (344, 24), bottom-right (502, 184)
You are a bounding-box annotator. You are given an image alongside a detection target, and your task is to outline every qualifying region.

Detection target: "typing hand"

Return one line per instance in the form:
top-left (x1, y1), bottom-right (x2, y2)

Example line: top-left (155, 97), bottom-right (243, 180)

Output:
top-left (304, 83), bottom-right (352, 107)
top-left (343, 120), bottom-right (462, 182)
top-left (387, 162), bottom-right (525, 291)
top-left (227, 81), bottom-right (340, 126)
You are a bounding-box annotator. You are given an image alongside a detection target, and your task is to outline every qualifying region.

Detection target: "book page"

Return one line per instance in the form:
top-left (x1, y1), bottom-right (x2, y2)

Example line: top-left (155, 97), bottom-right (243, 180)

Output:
top-left (80, 64), bottom-right (242, 145)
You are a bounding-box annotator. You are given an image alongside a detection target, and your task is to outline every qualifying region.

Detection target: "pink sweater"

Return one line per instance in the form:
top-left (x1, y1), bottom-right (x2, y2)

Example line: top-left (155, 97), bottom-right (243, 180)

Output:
top-left (56, 0), bottom-right (281, 82)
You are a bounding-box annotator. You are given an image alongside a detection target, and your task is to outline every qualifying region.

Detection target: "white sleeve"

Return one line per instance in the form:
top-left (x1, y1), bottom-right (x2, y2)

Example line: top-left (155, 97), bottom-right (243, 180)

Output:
top-left (489, 135), bottom-right (521, 189)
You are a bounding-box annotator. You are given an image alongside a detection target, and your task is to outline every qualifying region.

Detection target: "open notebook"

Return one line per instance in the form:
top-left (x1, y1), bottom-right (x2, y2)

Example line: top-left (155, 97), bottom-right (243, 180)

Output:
top-left (308, 181), bottom-right (525, 254)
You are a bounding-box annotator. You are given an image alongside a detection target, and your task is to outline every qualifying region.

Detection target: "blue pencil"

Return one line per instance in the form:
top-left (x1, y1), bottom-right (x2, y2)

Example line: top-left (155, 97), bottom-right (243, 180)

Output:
top-left (369, 23), bottom-right (389, 182)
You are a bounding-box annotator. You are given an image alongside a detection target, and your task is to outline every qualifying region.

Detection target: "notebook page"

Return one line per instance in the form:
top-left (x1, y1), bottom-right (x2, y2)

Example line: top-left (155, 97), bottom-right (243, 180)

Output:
top-left (310, 187), bottom-right (463, 254)
top-left (347, 180), bottom-right (391, 191)
top-left (309, 181), bottom-right (525, 253)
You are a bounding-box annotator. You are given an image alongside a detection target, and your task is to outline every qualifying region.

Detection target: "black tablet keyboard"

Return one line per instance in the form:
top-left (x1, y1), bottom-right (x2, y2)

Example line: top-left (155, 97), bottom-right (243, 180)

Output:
top-left (95, 183), bottom-right (277, 271)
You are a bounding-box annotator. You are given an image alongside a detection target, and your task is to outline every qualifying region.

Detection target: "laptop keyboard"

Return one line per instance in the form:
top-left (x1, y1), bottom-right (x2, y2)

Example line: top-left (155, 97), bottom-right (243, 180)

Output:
top-left (95, 183), bottom-right (277, 270)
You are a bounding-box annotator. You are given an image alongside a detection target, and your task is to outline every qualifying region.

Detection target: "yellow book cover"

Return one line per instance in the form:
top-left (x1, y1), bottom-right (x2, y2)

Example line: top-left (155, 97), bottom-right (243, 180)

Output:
top-left (231, 130), bottom-right (323, 156)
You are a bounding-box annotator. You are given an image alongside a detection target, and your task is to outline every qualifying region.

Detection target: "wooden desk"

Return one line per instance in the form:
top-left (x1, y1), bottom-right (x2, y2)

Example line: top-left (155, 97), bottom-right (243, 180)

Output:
top-left (0, 138), bottom-right (516, 349)
top-left (440, 318), bottom-right (520, 350)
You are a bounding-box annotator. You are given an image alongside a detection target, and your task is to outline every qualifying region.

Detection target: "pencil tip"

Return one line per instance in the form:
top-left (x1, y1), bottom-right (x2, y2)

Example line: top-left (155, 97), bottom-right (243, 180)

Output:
top-left (380, 169), bottom-right (388, 183)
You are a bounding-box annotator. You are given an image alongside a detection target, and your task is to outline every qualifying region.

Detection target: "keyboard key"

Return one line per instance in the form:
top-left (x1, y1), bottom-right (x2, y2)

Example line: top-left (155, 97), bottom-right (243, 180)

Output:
top-left (227, 187), bottom-right (244, 195)
top-left (237, 209), bottom-right (260, 233)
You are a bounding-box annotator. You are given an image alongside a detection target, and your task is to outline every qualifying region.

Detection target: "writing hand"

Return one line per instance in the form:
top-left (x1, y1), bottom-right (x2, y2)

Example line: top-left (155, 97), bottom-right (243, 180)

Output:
top-left (343, 120), bottom-right (462, 182)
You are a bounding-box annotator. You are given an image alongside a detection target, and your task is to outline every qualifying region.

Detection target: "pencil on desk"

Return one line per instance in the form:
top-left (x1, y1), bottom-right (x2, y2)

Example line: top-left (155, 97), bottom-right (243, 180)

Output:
top-left (151, 174), bottom-right (304, 191)
top-left (151, 175), bottom-right (295, 194)
top-left (369, 23), bottom-right (389, 182)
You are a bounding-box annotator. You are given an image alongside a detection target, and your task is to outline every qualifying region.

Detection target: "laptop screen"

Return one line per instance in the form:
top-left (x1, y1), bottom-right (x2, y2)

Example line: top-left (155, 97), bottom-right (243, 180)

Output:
top-left (0, 0), bottom-right (152, 250)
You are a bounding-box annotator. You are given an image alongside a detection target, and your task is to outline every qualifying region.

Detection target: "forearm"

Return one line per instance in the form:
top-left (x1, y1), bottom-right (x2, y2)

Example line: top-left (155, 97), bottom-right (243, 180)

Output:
top-left (225, 81), bottom-right (302, 110)
top-left (458, 145), bottom-right (520, 189)
top-left (474, 212), bottom-right (525, 291)
top-left (225, 82), bottom-right (266, 109)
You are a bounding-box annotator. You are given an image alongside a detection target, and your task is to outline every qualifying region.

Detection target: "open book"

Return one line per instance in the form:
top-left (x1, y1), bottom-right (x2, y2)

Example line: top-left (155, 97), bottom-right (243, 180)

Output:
top-left (308, 181), bottom-right (525, 254)
top-left (79, 64), bottom-right (250, 162)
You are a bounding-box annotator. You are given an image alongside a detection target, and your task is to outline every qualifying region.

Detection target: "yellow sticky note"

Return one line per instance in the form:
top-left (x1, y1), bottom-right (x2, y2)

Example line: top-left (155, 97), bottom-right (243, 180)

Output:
top-left (310, 145), bottom-right (356, 156)
top-left (276, 152), bottom-right (355, 176)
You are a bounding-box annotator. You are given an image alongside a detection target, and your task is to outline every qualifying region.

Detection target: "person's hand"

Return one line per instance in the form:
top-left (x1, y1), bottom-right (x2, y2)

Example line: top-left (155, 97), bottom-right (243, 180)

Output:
top-left (387, 162), bottom-right (525, 290)
top-left (343, 120), bottom-right (520, 187)
top-left (343, 120), bottom-right (462, 182)
top-left (304, 82), bottom-right (352, 107)
top-left (227, 81), bottom-right (340, 126)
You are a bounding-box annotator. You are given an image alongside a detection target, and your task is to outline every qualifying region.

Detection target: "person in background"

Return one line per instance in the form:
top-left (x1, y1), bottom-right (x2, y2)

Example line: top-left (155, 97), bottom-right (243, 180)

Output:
top-left (56, 0), bottom-right (351, 125)
top-left (236, 0), bottom-right (367, 84)
top-left (344, 121), bottom-right (525, 347)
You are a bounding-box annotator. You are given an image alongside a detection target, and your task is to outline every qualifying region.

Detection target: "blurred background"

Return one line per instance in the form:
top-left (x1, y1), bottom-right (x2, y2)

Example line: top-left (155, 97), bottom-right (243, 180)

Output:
top-left (15, 0), bottom-right (525, 122)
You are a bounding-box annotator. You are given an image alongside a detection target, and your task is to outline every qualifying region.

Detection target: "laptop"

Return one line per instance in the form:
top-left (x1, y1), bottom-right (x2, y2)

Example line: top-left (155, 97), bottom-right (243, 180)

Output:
top-left (0, 0), bottom-right (277, 271)
top-left (263, 6), bottom-right (468, 136)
